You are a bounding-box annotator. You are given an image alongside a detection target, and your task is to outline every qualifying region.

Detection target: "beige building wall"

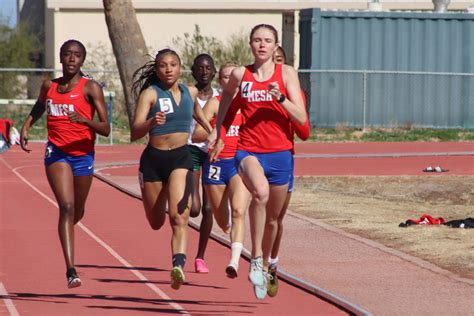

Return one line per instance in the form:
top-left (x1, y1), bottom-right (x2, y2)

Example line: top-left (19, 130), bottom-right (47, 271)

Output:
top-left (44, 6), bottom-right (283, 69)
top-left (32, 0), bottom-right (474, 70)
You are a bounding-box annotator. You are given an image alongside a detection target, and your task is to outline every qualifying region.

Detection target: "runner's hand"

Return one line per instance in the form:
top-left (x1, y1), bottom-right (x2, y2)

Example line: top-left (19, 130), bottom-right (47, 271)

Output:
top-left (268, 81), bottom-right (282, 101)
top-left (209, 138), bottom-right (224, 163)
top-left (154, 111), bottom-right (166, 126)
top-left (67, 111), bottom-right (86, 124)
top-left (207, 128), bottom-right (217, 148)
top-left (20, 128), bottom-right (31, 153)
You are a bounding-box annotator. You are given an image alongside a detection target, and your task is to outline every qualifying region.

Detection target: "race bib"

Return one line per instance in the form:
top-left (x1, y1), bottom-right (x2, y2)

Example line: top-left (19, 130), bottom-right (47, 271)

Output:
top-left (241, 81), bottom-right (253, 98)
top-left (208, 165), bottom-right (221, 181)
top-left (159, 98), bottom-right (174, 114)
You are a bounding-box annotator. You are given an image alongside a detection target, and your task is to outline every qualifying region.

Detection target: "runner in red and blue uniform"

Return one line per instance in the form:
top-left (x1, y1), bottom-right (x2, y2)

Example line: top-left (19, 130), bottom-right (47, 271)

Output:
top-left (20, 39), bottom-right (110, 288)
top-left (267, 46), bottom-right (311, 297)
top-left (209, 24), bottom-right (307, 299)
top-left (193, 62), bottom-right (250, 279)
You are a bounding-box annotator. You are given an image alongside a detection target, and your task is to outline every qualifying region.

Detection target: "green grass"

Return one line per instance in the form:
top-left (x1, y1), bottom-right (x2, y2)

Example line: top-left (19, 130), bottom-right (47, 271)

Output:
top-left (307, 128), bottom-right (474, 142)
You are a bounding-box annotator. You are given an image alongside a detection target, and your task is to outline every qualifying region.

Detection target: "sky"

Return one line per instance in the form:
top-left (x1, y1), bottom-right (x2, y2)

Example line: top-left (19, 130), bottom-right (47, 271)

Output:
top-left (0, 0), bottom-right (17, 27)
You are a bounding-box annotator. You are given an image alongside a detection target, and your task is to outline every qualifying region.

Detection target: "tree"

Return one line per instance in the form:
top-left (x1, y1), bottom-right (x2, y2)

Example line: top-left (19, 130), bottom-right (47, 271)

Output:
top-left (103, 0), bottom-right (148, 127)
top-left (173, 24), bottom-right (254, 78)
top-left (0, 21), bottom-right (41, 98)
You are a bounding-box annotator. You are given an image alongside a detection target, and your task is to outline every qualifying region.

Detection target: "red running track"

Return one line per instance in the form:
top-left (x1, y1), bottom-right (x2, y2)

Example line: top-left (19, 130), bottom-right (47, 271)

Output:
top-left (293, 142), bottom-right (474, 176)
top-left (0, 144), bottom-right (348, 315)
top-left (64, 141), bottom-right (474, 176)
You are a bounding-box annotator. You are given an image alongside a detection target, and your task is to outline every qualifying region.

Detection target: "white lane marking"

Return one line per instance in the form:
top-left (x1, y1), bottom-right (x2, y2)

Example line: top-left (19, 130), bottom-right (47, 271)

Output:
top-left (0, 282), bottom-right (19, 316)
top-left (8, 165), bottom-right (187, 314)
top-left (0, 156), bottom-right (13, 169)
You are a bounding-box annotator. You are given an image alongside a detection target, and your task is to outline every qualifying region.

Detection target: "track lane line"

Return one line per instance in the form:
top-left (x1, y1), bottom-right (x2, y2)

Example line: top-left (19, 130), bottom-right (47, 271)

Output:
top-left (0, 282), bottom-right (19, 316)
top-left (4, 162), bottom-right (187, 314)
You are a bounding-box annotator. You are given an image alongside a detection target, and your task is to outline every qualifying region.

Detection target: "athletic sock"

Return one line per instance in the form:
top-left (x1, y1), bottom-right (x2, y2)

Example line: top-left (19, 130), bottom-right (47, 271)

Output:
top-left (230, 242), bottom-right (243, 266)
top-left (269, 257), bottom-right (279, 267)
top-left (172, 253), bottom-right (186, 268)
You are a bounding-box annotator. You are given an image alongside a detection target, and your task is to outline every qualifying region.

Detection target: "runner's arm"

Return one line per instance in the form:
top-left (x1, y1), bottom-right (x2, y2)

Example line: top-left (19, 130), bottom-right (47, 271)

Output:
top-left (192, 96), bottom-right (218, 143)
top-left (280, 65), bottom-right (307, 125)
top-left (20, 79), bottom-right (51, 152)
top-left (72, 80), bottom-right (110, 136)
top-left (130, 87), bottom-right (164, 141)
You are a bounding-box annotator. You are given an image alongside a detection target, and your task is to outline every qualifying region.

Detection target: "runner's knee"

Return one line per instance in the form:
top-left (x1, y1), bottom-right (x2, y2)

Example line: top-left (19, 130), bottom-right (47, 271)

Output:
top-left (251, 187), bottom-right (269, 205)
top-left (170, 212), bottom-right (188, 228)
top-left (202, 204), bottom-right (212, 217)
top-left (59, 202), bottom-right (74, 218)
top-left (232, 207), bottom-right (246, 220)
top-left (265, 219), bottom-right (278, 231)
top-left (277, 218), bottom-right (284, 230)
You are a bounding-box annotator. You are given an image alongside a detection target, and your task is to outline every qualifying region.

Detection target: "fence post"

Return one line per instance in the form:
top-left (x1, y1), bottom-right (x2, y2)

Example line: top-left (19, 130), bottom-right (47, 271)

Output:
top-left (362, 71), bottom-right (367, 130)
top-left (108, 92), bottom-right (113, 145)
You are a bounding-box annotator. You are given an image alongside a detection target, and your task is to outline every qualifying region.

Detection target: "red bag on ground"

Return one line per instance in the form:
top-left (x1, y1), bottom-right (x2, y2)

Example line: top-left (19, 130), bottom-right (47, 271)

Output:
top-left (399, 213), bottom-right (445, 227)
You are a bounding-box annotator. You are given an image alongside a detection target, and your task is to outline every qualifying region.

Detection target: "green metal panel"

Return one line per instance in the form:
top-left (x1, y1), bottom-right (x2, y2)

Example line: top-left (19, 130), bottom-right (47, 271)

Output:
top-left (299, 9), bottom-right (474, 128)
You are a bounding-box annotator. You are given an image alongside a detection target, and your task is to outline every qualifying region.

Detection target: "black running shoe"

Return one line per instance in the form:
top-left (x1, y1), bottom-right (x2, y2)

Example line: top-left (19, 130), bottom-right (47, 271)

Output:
top-left (267, 264), bottom-right (278, 297)
top-left (66, 268), bottom-right (82, 289)
top-left (225, 263), bottom-right (238, 279)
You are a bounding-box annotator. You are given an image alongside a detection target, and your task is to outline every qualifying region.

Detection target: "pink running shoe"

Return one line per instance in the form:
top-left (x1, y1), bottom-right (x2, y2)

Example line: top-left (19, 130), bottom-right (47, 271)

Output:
top-left (195, 258), bottom-right (209, 273)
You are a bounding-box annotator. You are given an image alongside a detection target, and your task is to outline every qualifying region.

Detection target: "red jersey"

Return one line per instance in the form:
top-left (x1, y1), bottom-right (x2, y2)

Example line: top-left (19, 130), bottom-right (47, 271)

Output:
top-left (46, 76), bottom-right (95, 155)
top-left (238, 63), bottom-right (292, 153)
top-left (213, 96), bottom-right (242, 158)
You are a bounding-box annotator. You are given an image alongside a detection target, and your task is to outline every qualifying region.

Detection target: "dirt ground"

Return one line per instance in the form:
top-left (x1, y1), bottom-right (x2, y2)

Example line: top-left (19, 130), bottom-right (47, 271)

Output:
top-left (290, 175), bottom-right (474, 279)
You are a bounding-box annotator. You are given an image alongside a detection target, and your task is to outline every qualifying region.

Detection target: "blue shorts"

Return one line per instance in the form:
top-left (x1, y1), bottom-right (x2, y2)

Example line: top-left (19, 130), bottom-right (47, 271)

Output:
top-left (44, 142), bottom-right (95, 176)
top-left (203, 157), bottom-right (238, 185)
top-left (288, 156), bottom-right (294, 193)
top-left (235, 150), bottom-right (292, 186)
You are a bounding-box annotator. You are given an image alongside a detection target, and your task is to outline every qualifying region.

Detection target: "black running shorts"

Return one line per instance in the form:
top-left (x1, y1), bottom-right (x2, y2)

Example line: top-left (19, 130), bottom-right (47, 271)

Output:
top-left (139, 144), bottom-right (193, 183)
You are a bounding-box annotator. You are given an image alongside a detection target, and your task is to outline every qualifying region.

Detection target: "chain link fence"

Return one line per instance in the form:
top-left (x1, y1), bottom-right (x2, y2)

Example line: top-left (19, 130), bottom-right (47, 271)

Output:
top-left (1, 68), bottom-right (472, 144)
top-left (299, 70), bottom-right (474, 129)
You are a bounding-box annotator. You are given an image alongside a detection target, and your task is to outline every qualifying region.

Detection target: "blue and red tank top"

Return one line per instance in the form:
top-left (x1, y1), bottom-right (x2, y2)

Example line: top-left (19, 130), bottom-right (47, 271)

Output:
top-left (237, 63), bottom-right (292, 153)
top-left (46, 76), bottom-right (95, 156)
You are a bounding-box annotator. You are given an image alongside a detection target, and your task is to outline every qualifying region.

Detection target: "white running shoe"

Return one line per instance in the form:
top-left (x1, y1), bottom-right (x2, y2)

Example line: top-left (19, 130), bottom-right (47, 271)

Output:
top-left (248, 257), bottom-right (264, 286)
top-left (254, 272), bottom-right (268, 300)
